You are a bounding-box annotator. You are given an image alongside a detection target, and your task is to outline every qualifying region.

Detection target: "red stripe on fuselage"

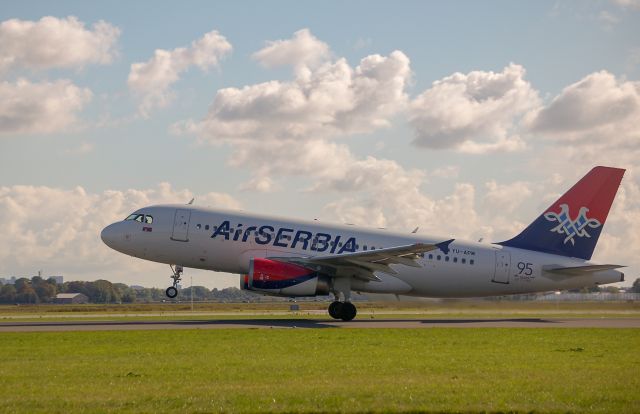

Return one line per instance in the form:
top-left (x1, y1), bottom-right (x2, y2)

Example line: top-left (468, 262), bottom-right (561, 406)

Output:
top-left (252, 258), bottom-right (313, 281)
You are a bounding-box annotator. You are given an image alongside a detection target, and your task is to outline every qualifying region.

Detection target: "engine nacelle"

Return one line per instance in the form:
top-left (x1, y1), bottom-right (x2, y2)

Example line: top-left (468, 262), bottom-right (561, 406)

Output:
top-left (241, 257), bottom-right (330, 297)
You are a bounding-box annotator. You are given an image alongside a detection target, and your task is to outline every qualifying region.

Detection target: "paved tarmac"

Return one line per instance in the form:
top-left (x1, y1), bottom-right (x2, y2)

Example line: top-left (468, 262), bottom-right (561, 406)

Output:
top-left (1, 318), bottom-right (639, 332)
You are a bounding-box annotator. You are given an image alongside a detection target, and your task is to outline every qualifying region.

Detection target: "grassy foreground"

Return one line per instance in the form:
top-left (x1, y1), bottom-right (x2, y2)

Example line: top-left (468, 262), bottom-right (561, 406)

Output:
top-left (1, 329), bottom-right (638, 413)
top-left (2, 301), bottom-right (639, 322)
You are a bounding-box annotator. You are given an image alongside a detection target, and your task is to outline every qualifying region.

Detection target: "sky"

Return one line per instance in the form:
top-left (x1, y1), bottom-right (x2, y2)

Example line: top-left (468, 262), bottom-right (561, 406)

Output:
top-left (0, 0), bottom-right (639, 289)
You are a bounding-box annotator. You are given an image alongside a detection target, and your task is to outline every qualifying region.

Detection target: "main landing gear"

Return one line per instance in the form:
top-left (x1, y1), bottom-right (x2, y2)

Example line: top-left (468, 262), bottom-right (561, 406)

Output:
top-left (165, 264), bottom-right (183, 299)
top-left (328, 277), bottom-right (357, 321)
top-left (328, 300), bottom-right (357, 321)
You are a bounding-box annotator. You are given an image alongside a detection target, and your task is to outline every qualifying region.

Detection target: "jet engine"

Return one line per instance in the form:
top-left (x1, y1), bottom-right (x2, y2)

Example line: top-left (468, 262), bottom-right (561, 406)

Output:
top-left (241, 257), bottom-right (330, 297)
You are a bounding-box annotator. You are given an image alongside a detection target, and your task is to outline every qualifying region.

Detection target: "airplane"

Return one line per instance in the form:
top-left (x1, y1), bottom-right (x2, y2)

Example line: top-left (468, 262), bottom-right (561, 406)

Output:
top-left (101, 166), bottom-right (626, 321)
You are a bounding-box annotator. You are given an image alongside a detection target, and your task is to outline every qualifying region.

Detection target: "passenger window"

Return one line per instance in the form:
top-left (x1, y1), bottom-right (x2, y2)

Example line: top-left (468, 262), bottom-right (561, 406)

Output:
top-left (453, 257), bottom-right (458, 263)
top-left (445, 256), bottom-right (450, 262)
top-left (470, 259), bottom-right (475, 265)
top-left (461, 258), bottom-right (466, 264)
top-left (363, 245), bottom-right (368, 250)
top-left (428, 254), bottom-right (433, 260)
top-left (196, 224), bottom-right (201, 230)
top-left (144, 215), bottom-right (153, 224)
top-left (205, 225), bottom-right (210, 230)
top-left (437, 255), bottom-right (441, 260)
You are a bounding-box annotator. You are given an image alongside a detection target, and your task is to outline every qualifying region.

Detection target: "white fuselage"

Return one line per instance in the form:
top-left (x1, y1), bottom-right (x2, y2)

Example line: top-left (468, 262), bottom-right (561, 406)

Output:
top-left (100, 204), bottom-right (623, 297)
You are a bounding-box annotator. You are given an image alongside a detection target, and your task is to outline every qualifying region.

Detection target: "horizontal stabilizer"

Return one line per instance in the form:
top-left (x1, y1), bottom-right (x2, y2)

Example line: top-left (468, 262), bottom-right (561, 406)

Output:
top-left (544, 264), bottom-right (625, 276)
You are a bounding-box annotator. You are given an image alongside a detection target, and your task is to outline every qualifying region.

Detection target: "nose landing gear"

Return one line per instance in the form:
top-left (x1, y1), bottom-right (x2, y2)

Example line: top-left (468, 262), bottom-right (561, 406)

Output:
top-left (166, 265), bottom-right (183, 298)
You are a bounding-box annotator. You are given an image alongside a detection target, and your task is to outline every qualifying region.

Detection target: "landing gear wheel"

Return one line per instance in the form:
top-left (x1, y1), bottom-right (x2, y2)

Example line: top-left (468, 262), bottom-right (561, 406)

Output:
top-left (328, 301), bottom-right (343, 319)
top-left (340, 302), bottom-right (357, 321)
top-left (165, 264), bottom-right (183, 299)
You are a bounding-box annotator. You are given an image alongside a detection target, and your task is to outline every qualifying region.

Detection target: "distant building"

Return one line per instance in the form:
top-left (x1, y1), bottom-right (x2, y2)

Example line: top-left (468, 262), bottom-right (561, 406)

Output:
top-left (48, 276), bottom-right (64, 284)
top-left (0, 276), bottom-right (18, 285)
top-left (55, 293), bottom-right (89, 304)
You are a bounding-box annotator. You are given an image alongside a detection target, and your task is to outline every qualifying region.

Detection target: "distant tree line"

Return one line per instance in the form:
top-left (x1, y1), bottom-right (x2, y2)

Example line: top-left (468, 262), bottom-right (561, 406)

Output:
top-left (1, 277), bottom-right (639, 305)
top-left (0, 276), bottom-right (265, 304)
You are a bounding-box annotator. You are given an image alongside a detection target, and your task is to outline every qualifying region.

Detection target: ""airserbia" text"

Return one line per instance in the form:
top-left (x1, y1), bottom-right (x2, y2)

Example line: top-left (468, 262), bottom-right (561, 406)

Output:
top-left (211, 220), bottom-right (358, 254)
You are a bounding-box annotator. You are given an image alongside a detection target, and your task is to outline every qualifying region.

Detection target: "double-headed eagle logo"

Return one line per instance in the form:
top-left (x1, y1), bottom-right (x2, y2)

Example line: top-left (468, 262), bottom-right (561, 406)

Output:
top-left (544, 204), bottom-right (601, 245)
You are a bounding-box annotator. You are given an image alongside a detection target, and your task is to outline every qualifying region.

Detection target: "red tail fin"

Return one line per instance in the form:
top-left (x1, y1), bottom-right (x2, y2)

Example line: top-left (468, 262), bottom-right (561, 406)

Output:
top-left (499, 166), bottom-right (625, 260)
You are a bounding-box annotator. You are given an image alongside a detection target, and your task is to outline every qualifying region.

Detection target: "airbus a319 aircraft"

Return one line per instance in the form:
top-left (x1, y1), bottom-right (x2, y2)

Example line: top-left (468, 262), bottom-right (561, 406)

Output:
top-left (101, 166), bottom-right (626, 321)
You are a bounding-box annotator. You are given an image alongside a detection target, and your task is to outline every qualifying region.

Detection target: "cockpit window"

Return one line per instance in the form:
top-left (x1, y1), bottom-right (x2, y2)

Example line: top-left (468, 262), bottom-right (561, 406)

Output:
top-left (125, 214), bottom-right (144, 222)
top-left (144, 215), bottom-right (153, 224)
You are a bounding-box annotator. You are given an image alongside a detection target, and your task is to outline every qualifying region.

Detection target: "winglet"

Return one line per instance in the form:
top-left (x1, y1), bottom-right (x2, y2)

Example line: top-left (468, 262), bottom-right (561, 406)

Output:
top-left (435, 239), bottom-right (455, 255)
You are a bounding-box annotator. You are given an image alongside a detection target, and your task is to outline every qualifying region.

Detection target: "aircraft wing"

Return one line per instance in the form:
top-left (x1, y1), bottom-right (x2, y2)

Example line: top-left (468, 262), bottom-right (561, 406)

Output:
top-left (270, 239), bottom-right (454, 280)
top-left (544, 264), bottom-right (625, 276)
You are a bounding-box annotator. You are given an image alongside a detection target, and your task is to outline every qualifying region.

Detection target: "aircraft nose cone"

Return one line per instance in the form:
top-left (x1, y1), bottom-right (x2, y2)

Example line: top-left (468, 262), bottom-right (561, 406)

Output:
top-left (101, 223), bottom-right (118, 248)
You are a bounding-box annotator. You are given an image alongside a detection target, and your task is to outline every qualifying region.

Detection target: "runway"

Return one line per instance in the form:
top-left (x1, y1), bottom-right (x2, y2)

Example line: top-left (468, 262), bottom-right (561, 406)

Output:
top-left (1, 318), bottom-right (639, 332)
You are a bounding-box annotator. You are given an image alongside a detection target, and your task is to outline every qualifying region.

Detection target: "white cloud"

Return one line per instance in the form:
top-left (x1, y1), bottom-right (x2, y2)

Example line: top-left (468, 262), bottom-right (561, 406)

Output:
top-left (409, 63), bottom-right (540, 153)
top-left (429, 165), bottom-right (460, 179)
top-left (128, 30), bottom-right (232, 116)
top-left (252, 28), bottom-right (330, 70)
top-left (598, 10), bottom-right (620, 27)
top-left (325, 181), bottom-right (482, 239)
top-left (0, 78), bottom-right (92, 135)
top-left (239, 176), bottom-right (277, 193)
top-left (176, 30), bottom-right (414, 200)
top-left (529, 71), bottom-right (640, 144)
top-left (483, 180), bottom-right (533, 214)
top-left (229, 139), bottom-right (353, 185)
top-left (612, 0), bottom-right (640, 9)
top-left (0, 16), bottom-right (119, 72)
top-left (0, 183), bottom-right (241, 286)
top-left (594, 177), bottom-right (640, 274)
top-left (526, 72), bottom-right (639, 179)
top-left (63, 141), bottom-right (94, 155)
top-left (178, 29), bottom-right (411, 142)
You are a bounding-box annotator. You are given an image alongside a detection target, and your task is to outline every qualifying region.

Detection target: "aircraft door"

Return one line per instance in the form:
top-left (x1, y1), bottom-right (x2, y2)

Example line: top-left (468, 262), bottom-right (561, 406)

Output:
top-left (492, 251), bottom-right (511, 284)
top-left (171, 209), bottom-right (191, 242)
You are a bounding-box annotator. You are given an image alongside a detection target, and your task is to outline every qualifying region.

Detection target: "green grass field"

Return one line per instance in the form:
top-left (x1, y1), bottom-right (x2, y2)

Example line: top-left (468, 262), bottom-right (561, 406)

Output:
top-left (1, 329), bottom-right (638, 413)
top-left (2, 301), bottom-right (639, 322)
